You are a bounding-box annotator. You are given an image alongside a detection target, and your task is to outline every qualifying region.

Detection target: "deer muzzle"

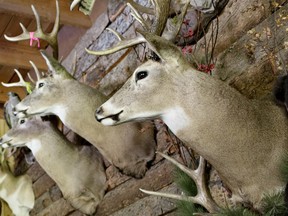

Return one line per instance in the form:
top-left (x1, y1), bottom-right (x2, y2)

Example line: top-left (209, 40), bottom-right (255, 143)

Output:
top-left (95, 107), bottom-right (123, 126)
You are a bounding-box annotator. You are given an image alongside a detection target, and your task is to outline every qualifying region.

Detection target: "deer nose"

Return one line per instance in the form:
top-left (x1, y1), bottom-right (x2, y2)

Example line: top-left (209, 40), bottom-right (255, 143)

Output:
top-left (96, 106), bottom-right (103, 115)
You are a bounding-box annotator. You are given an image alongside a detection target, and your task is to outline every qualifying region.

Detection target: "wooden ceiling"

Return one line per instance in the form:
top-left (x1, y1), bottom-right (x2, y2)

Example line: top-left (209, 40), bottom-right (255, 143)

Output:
top-left (0, 0), bottom-right (107, 119)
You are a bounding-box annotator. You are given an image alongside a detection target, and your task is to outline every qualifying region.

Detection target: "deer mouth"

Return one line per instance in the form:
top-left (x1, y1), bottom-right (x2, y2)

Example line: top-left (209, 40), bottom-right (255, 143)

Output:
top-left (96, 110), bottom-right (124, 125)
top-left (0, 139), bottom-right (13, 148)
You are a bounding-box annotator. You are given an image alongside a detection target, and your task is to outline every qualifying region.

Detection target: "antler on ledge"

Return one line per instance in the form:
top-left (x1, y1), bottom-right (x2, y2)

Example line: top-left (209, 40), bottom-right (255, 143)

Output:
top-left (4, 0), bottom-right (60, 59)
top-left (140, 152), bottom-right (220, 213)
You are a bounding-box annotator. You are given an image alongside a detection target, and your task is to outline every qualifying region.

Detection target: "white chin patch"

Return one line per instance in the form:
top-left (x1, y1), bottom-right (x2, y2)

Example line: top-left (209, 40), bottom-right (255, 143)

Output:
top-left (2, 144), bottom-right (9, 148)
top-left (100, 118), bottom-right (117, 126)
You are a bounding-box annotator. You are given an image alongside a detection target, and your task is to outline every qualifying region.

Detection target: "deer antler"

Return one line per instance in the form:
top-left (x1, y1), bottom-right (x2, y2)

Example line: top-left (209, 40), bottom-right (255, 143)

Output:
top-left (70, 0), bottom-right (96, 16)
top-left (4, 0), bottom-right (60, 59)
top-left (27, 61), bottom-right (41, 84)
top-left (1, 61), bottom-right (42, 94)
top-left (86, 0), bottom-right (171, 56)
top-left (1, 69), bottom-right (33, 94)
top-left (140, 152), bottom-right (220, 213)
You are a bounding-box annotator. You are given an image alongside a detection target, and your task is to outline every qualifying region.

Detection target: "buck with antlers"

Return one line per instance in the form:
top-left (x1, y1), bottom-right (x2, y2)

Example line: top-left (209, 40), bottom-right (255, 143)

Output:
top-left (1, 64), bottom-right (107, 214)
top-left (4, 53), bottom-right (156, 178)
top-left (3, 0), bottom-right (156, 178)
top-left (0, 148), bottom-right (35, 216)
top-left (86, 1), bottom-right (288, 212)
top-left (0, 117), bottom-right (107, 215)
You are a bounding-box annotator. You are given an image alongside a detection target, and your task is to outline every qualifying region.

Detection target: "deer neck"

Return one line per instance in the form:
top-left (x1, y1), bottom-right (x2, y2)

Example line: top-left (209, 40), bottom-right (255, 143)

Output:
top-left (162, 71), bottom-right (287, 198)
top-left (25, 126), bottom-right (77, 177)
top-left (54, 80), bottom-right (108, 150)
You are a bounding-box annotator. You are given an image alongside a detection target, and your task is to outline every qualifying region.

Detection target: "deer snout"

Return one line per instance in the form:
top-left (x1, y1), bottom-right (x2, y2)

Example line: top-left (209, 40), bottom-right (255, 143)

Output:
top-left (95, 105), bottom-right (124, 125)
top-left (96, 106), bottom-right (103, 115)
top-left (95, 106), bottom-right (104, 122)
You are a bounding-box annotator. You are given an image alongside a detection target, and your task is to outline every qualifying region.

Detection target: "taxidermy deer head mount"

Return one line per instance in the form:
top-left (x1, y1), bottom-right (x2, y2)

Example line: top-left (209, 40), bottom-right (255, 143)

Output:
top-left (89, 0), bottom-right (288, 211)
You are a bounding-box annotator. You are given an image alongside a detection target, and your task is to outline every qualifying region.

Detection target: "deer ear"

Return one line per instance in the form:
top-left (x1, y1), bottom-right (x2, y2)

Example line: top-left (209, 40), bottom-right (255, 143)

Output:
top-left (136, 30), bottom-right (188, 66)
top-left (40, 51), bottom-right (73, 79)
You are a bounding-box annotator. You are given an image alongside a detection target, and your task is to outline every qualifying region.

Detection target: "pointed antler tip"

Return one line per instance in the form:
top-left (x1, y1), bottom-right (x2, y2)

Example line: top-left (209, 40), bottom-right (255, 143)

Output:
top-left (85, 47), bottom-right (95, 55)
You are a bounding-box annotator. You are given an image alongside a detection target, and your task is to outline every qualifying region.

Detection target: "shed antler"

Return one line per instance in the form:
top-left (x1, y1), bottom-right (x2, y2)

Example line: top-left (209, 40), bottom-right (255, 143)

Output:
top-left (86, 0), bottom-right (172, 56)
top-left (140, 152), bottom-right (220, 213)
top-left (4, 0), bottom-right (60, 59)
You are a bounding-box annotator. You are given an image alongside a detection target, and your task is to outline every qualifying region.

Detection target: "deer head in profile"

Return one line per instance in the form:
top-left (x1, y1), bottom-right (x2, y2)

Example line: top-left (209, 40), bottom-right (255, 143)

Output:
top-left (89, 2), bottom-right (288, 211)
top-left (0, 116), bottom-right (107, 215)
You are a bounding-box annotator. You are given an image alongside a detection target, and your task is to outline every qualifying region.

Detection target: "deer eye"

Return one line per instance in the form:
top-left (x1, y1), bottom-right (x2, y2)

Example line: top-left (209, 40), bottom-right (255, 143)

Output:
top-left (38, 82), bottom-right (44, 88)
top-left (20, 119), bottom-right (25, 124)
top-left (136, 71), bottom-right (148, 82)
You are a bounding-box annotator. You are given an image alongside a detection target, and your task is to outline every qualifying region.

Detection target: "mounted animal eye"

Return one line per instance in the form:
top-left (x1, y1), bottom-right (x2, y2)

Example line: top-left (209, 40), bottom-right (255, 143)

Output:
top-left (136, 71), bottom-right (148, 82)
top-left (38, 82), bottom-right (44, 88)
top-left (20, 119), bottom-right (25, 124)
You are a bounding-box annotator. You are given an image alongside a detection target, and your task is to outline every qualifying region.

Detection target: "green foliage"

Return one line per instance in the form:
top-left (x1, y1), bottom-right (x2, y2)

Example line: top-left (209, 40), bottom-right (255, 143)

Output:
top-left (173, 162), bottom-right (288, 216)
top-left (262, 191), bottom-right (287, 216)
top-left (173, 167), bottom-right (206, 215)
top-left (176, 200), bottom-right (199, 216)
top-left (280, 151), bottom-right (288, 182)
top-left (173, 166), bottom-right (197, 197)
top-left (217, 207), bottom-right (258, 216)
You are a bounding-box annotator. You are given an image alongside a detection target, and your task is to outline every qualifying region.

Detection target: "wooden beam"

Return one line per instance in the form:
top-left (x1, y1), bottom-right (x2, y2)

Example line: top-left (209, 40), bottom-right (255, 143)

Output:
top-left (0, 66), bottom-right (15, 83)
top-left (0, 41), bottom-right (47, 70)
top-left (0, 106), bottom-right (3, 119)
top-left (0, 0), bottom-right (92, 28)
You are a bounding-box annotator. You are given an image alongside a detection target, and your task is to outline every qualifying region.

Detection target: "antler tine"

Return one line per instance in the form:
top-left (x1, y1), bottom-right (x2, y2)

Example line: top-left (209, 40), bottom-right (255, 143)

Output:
top-left (27, 73), bottom-right (35, 84)
top-left (140, 152), bottom-right (220, 213)
top-left (85, 33), bottom-right (146, 56)
top-left (106, 28), bottom-right (124, 41)
top-left (127, 3), bottom-right (149, 30)
top-left (1, 69), bottom-right (33, 94)
top-left (31, 4), bottom-right (44, 36)
top-left (70, 0), bottom-right (81, 11)
top-left (29, 61), bottom-right (41, 81)
top-left (50, 0), bottom-right (60, 40)
top-left (4, 0), bottom-right (59, 59)
top-left (126, 0), bottom-right (154, 15)
top-left (151, 0), bottom-right (171, 36)
top-left (4, 23), bottom-right (29, 42)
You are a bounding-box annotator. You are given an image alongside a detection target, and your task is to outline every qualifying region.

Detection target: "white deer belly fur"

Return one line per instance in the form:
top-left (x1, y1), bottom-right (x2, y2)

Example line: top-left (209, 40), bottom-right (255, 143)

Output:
top-left (162, 107), bottom-right (190, 134)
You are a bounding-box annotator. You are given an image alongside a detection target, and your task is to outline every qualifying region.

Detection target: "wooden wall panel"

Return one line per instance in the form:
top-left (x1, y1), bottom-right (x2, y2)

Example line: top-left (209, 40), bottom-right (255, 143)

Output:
top-left (0, 119), bottom-right (9, 136)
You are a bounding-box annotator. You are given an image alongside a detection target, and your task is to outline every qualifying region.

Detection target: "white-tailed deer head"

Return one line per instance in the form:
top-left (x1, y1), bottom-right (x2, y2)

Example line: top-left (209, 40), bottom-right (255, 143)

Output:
top-left (0, 117), bottom-right (107, 215)
top-left (11, 51), bottom-right (156, 179)
top-left (90, 6), bottom-right (288, 212)
top-left (0, 148), bottom-right (34, 216)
